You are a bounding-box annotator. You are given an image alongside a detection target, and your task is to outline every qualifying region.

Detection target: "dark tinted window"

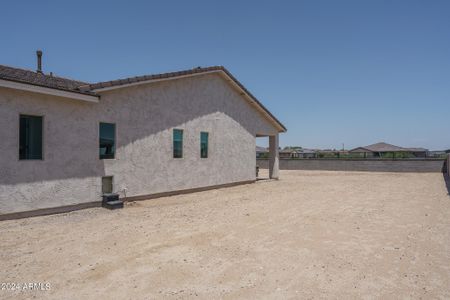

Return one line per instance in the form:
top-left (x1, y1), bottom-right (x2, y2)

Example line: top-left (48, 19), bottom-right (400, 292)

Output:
top-left (99, 123), bottom-right (115, 159)
top-left (200, 132), bottom-right (208, 158)
top-left (19, 115), bottom-right (43, 160)
top-left (173, 129), bottom-right (183, 158)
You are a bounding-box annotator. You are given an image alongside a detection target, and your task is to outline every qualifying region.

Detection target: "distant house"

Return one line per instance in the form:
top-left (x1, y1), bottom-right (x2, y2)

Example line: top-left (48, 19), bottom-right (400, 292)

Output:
top-left (280, 147), bottom-right (303, 159)
top-left (279, 148), bottom-right (294, 159)
top-left (256, 146), bottom-right (269, 158)
top-left (349, 142), bottom-right (428, 158)
top-left (309, 149), bottom-right (350, 158)
top-left (279, 147), bottom-right (319, 159)
top-left (299, 149), bottom-right (317, 158)
top-left (406, 148), bottom-right (429, 157)
top-left (428, 150), bottom-right (448, 158)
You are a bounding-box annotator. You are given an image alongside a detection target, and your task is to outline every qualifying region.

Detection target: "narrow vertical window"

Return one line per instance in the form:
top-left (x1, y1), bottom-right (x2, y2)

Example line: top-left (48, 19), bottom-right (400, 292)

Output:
top-left (99, 122), bottom-right (115, 159)
top-left (173, 129), bottom-right (183, 158)
top-left (200, 132), bottom-right (208, 158)
top-left (19, 115), bottom-right (43, 160)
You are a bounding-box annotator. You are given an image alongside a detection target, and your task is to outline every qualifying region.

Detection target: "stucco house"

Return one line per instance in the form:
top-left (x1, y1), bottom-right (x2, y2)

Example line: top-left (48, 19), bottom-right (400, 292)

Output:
top-left (256, 146), bottom-right (269, 158)
top-left (349, 142), bottom-right (428, 158)
top-left (0, 55), bottom-right (285, 220)
top-left (280, 148), bottom-right (299, 159)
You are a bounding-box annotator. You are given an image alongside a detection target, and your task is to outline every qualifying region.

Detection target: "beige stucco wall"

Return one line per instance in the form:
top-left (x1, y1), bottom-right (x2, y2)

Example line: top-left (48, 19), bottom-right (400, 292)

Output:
top-left (0, 73), bottom-right (279, 214)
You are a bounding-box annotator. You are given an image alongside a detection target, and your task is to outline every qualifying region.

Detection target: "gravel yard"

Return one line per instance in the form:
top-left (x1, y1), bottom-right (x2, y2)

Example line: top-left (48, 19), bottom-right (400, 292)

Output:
top-left (1, 170), bottom-right (450, 299)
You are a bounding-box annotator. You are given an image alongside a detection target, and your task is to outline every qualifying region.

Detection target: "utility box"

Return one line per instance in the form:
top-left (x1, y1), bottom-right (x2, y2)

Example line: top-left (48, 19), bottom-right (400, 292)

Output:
top-left (102, 193), bottom-right (123, 210)
top-left (102, 193), bottom-right (119, 203)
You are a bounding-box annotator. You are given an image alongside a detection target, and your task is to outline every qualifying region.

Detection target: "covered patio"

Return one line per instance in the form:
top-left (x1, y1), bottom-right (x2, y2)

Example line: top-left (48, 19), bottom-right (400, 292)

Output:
top-left (256, 133), bottom-right (279, 180)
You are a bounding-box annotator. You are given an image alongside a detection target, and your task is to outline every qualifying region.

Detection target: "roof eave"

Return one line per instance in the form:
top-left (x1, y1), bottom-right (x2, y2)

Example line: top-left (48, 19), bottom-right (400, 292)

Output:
top-left (0, 78), bottom-right (99, 103)
top-left (85, 70), bottom-right (222, 93)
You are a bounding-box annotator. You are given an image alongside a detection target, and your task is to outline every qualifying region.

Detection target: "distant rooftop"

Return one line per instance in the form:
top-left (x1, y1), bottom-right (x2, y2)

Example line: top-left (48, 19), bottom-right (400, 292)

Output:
top-left (256, 146), bottom-right (268, 152)
top-left (350, 142), bottom-right (428, 153)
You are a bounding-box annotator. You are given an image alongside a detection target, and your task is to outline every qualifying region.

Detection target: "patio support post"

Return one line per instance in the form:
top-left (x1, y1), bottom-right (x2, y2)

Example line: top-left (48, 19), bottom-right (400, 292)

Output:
top-left (269, 134), bottom-right (279, 179)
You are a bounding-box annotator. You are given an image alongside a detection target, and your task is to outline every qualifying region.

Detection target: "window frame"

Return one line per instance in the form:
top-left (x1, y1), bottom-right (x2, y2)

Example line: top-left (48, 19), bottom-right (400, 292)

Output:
top-left (18, 114), bottom-right (44, 161)
top-left (173, 129), bottom-right (183, 158)
top-left (99, 122), bottom-right (116, 160)
top-left (200, 131), bottom-right (209, 158)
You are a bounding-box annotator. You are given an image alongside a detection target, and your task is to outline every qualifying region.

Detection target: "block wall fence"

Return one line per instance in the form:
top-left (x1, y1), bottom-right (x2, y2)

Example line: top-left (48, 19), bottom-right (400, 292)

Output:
top-left (257, 158), bottom-right (446, 173)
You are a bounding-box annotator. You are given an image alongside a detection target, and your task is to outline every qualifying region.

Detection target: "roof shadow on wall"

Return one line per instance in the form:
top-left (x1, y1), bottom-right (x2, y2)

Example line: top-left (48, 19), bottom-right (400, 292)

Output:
top-left (0, 73), bottom-right (278, 185)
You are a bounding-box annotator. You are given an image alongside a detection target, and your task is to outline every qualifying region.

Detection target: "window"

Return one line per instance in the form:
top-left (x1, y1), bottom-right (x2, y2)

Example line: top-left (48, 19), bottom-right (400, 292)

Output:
top-left (200, 132), bottom-right (208, 158)
top-left (19, 115), bottom-right (43, 160)
top-left (99, 122), bottom-right (115, 159)
top-left (102, 176), bottom-right (113, 194)
top-left (173, 129), bottom-right (183, 158)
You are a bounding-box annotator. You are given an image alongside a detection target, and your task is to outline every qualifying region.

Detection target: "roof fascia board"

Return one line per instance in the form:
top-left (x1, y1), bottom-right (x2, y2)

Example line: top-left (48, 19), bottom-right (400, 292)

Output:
top-left (0, 79), bottom-right (99, 103)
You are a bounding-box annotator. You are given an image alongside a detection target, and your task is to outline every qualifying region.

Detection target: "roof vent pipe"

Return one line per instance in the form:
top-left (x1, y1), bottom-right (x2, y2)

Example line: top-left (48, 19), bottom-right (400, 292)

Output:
top-left (36, 50), bottom-right (43, 74)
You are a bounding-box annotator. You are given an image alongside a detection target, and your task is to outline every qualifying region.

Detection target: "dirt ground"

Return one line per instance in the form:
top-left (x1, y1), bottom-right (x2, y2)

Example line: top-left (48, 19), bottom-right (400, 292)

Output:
top-left (1, 170), bottom-right (450, 299)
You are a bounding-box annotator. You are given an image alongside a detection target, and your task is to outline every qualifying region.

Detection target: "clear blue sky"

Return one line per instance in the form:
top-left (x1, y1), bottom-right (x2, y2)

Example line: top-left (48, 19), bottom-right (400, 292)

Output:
top-left (1, 0), bottom-right (449, 150)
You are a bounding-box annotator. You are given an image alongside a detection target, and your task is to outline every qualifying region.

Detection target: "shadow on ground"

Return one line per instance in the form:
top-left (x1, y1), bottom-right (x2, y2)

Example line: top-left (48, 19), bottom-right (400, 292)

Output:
top-left (256, 177), bottom-right (270, 181)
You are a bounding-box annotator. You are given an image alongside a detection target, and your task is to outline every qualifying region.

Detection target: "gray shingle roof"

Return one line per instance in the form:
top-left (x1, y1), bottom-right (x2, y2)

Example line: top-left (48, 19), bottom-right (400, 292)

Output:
top-left (82, 66), bottom-right (224, 91)
top-left (0, 64), bottom-right (95, 95)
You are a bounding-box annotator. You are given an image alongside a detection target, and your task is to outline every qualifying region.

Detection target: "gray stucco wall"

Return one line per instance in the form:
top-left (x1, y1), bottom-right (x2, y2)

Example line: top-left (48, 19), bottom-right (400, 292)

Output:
top-left (257, 159), bottom-right (445, 173)
top-left (0, 73), bottom-right (279, 214)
